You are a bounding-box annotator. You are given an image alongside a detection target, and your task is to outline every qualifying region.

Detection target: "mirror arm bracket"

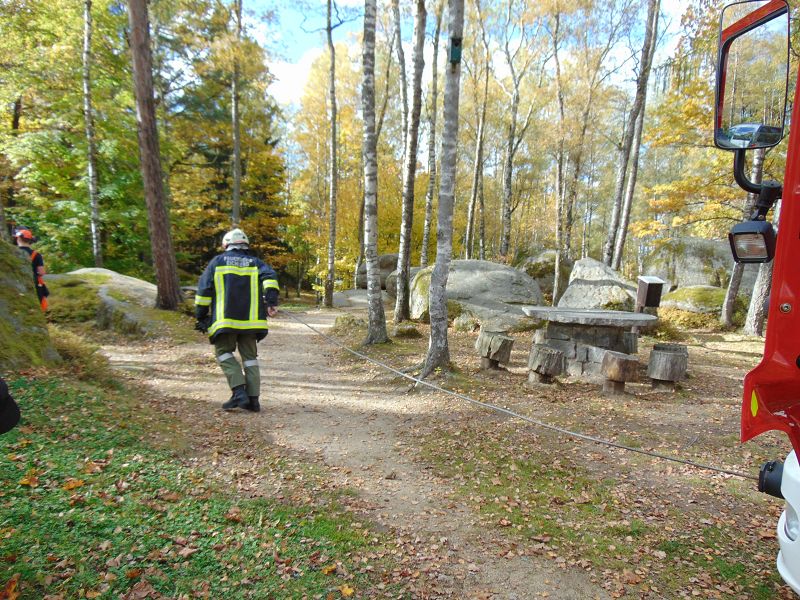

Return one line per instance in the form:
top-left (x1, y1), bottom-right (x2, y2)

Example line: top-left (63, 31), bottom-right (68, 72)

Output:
top-left (733, 150), bottom-right (783, 220)
top-left (733, 149), bottom-right (763, 195)
top-left (751, 181), bottom-right (782, 221)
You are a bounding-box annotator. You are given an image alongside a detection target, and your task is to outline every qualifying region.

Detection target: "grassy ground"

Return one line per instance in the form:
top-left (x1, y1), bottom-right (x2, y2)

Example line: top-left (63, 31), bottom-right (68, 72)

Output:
top-left (328, 315), bottom-right (794, 599)
top-left (0, 348), bottom-right (407, 598)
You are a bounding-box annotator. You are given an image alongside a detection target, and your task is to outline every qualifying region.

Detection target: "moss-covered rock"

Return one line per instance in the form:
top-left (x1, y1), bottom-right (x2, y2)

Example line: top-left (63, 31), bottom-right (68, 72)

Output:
top-left (661, 286), bottom-right (725, 314)
top-left (0, 241), bottom-right (59, 373)
top-left (49, 269), bottom-right (194, 342)
top-left (409, 260), bottom-right (542, 323)
top-left (658, 285), bottom-right (748, 330)
top-left (519, 250), bottom-right (572, 298)
top-left (391, 322), bottom-right (423, 339)
top-left (453, 313), bottom-right (480, 332)
top-left (330, 313), bottom-right (367, 335)
top-left (46, 274), bottom-right (107, 323)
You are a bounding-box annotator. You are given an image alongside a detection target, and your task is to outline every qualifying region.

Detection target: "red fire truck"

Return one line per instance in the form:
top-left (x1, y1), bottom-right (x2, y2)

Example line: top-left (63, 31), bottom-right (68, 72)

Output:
top-left (715, 0), bottom-right (800, 591)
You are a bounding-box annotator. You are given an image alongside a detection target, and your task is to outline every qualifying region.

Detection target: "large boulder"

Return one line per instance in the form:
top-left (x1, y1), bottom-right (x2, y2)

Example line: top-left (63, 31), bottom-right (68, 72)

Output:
top-left (557, 258), bottom-right (636, 310)
top-left (657, 285), bottom-right (742, 329)
top-left (355, 254), bottom-right (399, 289)
top-left (519, 250), bottom-right (572, 298)
top-left (68, 267), bottom-right (157, 306)
top-left (660, 285), bottom-right (725, 314)
top-left (410, 260), bottom-right (542, 330)
top-left (386, 267), bottom-right (423, 297)
top-left (0, 241), bottom-right (59, 371)
top-left (332, 289), bottom-right (391, 309)
top-left (642, 237), bottom-right (758, 293)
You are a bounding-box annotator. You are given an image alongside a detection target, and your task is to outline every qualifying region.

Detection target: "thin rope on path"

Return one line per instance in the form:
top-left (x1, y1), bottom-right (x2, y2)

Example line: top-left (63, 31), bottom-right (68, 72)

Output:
top-left (283, 310), bottom-right (758, 482)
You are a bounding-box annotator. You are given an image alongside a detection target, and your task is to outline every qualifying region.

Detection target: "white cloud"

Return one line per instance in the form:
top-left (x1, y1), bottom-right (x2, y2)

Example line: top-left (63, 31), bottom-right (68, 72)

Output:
top-left (268, 46), bottom-right (325, 107)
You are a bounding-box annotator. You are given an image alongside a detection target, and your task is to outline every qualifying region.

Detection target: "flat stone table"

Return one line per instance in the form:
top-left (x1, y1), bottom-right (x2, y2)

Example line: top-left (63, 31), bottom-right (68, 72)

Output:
top-left (522, 307), bottom-right (657, 379)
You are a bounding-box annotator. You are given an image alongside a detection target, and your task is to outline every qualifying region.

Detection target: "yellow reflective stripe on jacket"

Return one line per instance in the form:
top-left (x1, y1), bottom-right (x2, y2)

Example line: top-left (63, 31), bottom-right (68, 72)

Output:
top-left (250, 269), bottom-right (258, 322)
top-left (263, 279), bottom-right (279, 290)
top-left (214, 270), bottom-right (226, 323)
top-left (208, 319), bottom-right (269, 336)
top-left (195, 295), bottom-right (212, 306)
top-left (216, 265), bottom-right (259, 276)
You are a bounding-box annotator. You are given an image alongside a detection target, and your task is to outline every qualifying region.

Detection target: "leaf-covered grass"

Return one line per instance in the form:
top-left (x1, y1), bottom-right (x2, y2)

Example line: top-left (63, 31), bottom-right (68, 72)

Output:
top-left (46, 275), bottom-right (108, 324)
top-left (0, 377), bottom-right (403, 599)
top-left (417, 421), bottom-right (787, 598)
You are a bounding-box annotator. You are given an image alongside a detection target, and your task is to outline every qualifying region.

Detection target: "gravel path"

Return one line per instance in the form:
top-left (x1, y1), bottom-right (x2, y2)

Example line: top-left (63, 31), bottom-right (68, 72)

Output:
top-left (105, 309), bottom-right (607, 599)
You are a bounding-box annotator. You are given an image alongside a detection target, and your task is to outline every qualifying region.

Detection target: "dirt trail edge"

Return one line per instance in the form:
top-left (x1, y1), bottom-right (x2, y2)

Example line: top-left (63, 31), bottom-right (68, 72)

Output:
top-left (104, 309), bottom-right (607, 600)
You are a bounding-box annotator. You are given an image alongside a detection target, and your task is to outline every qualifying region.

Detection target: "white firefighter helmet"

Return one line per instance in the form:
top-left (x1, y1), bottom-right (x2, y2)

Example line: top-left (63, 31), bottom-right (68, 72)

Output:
top-left (222, 228), bottom-right (249, 249)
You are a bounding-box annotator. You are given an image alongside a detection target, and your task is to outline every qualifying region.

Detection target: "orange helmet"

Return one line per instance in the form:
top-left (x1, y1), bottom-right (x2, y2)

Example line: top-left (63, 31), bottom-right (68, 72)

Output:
top-left (13, 229), bottom-right (34, 241)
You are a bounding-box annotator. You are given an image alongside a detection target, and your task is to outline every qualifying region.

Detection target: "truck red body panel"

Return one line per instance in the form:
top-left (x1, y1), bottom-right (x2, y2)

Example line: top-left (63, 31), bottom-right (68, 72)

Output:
top-left (740, 20), bottom-right (800, 453)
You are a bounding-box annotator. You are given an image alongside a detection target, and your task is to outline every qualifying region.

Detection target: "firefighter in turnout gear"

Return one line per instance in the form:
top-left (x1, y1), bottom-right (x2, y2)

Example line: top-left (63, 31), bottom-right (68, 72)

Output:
top-left (194, 229), bottom-right (279, 412)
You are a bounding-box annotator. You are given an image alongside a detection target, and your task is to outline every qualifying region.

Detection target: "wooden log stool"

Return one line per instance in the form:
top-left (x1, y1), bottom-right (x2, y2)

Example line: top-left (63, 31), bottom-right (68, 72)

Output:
top-left (475, 329), bottom-right (514, 370)
top-left (527, 344), bottom-right (565, 384)
top-left (647, 343), bottom-right (688, 391)
top-left (601, 351), bottom-right (639, 395)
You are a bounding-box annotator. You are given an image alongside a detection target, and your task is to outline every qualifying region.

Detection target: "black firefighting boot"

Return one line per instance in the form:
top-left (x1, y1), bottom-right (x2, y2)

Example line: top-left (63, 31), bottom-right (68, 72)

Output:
top-left (222, 385), bottom-right (249, 411)
top-left (246, 396), bottom-right (260, 413)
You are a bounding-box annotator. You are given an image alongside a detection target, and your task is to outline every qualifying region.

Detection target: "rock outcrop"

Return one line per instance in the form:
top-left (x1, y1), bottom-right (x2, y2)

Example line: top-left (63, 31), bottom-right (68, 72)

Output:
top-left (386, 267), bottom-right (423, 297)
top-left (410, 260), bottom-right (542, 331)
top-left (557, 258), bottom-right (636, 310)
top-left (642, 237), bottom-right (758, 293)
top-left (0, 241), bottom-right (59, 371)
top-left (519, 250), bottom-right (572, 298)
top-left (355, 254), bottom-right (399, 290)
top-left (332, 289), bottom-right (391, 309)
top-left (660, 285), bottom-right (725, 314)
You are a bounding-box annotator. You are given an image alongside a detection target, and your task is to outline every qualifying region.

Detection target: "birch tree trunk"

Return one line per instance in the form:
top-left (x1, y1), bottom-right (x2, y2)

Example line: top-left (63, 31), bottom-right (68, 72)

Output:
top-left (359, 23), bottom-right (396, 285)
top-left (478, 168), bottom-right (486, 260)
top-left (602, 0), bottom-right (659, 266)
top-left (375, 28), bottom-right (396, 142)
top-left (499, 91), bottom-right (519, 259)
top-left (362, 0), bottom-right (389, 344)
top-left (464, 0), bottom-right (489, 260)
top-left (497, 1), bottom-right (536, 259)
top-left (394, 0), bottom-right (427, 323)
top-left (422, 0), bottom-right (464, 378)
top-left (128, 0), bottom-right (182, 310)
top-left (611, 96), bottom-right (646, 270)
top-left (323, 0), bottom-right (338, 308)
top-left (744, 199), bottom-right (780, 336)
top-left (392, 0), bottom-right (408, 158)
top-left (231, 0), bottom-right (243, 226)
top-left (354, 194), bottom-right (365, 289)
top-left (83, 0), bottom-right (103, 267)
top-left (552, 12), bottom-right (566, 303)
top-left (721, 147), bottom-right (764, 326)
top-left (420, 0), bottom-right (444, 269)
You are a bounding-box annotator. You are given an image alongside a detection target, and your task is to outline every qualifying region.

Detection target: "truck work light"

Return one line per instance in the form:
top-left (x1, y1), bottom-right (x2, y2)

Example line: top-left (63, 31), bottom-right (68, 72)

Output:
top-left (728, 220), bottom-right (776, 263)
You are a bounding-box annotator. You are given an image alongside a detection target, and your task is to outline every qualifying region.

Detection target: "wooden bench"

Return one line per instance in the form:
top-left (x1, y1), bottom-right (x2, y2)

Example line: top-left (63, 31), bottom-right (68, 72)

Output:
top-left (527, 344), bottom-right (565, 384)
top-left (475, 329), bottom-right (514, 370)
top-left (601, 351), bottom-right (639, 395)
top-left (647, 343), bottom-right (688, 391)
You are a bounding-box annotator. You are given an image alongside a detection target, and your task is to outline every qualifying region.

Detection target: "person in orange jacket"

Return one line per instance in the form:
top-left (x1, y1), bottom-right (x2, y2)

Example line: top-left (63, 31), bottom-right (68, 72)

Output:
top-left (13, 228), bottom-right (49, 311)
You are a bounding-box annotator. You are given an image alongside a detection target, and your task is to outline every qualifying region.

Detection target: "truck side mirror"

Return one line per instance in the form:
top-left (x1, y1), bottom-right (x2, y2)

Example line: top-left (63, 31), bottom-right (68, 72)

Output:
top-left (714, 0), bottom-right (789, 151)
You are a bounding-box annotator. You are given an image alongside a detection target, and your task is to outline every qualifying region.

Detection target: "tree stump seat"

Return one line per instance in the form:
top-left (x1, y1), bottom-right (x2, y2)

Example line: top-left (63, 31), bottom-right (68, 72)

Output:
top-left (475, 329), bottom-right (514, 370)
top-left (601, 350), bottom-right (639, 395)
top-left (527, 344), bottom-right (565, 384)
top-left (647, 343), bottom-right (688, 391)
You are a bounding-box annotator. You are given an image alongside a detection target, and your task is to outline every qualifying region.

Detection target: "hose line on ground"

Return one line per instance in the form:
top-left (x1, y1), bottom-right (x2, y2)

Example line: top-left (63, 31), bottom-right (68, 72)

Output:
top-left (283, 310), bottom-right (758, 482)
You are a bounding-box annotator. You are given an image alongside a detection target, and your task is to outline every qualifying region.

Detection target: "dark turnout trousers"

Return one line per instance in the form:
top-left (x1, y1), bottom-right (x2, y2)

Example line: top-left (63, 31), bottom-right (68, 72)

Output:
top-left (213, 332), bottom-right (260, 397)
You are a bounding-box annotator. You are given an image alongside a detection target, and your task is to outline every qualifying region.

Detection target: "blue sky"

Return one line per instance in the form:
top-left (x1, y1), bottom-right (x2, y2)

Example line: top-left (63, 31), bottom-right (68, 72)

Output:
top-left (246, 0), bottom-right (692, 107)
